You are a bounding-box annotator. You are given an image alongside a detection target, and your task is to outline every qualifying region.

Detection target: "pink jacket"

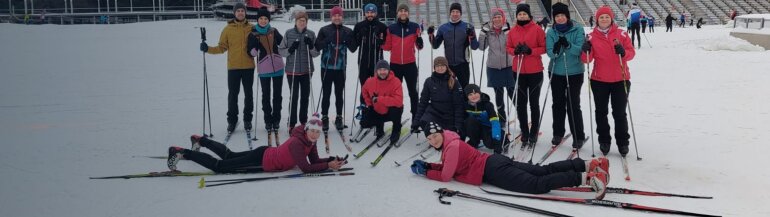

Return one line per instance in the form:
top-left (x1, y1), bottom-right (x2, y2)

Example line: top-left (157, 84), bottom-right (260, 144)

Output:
top-left (426, 130), bottom-right (490, 185)
top-left (262, 125), bottom-right (330, 173)
top-left (580, 24), bottom-right (636, 82)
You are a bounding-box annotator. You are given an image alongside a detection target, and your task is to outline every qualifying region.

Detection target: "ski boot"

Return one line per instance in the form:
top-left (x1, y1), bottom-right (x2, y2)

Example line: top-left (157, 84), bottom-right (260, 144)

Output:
top-left (572, 137), bottom-right (587, 149)
top-left (227, 122), bottom-right (237, 133)
top-left (190, 135), bottom-right (204, 152)
top-left (618, 144), bottom-right (630, 157)
top-left (244, 121), bottom-right (252, 131)
top-left (588, 157), bottom-right (610, 183)
top-left (551, 136), bottom-right (562, 146)
top-left (600, 143), bottom-right (611, 156)
top-left (322, 116), bottom-right (330, 132)
top-left (389, 131), bottom-right (401, 146)
top-left (167, 146), bottom-right (185, 171)
top-left (585, 171), bottom-right (609, 200)
top-left (334, 116), bottom-right (347, 130)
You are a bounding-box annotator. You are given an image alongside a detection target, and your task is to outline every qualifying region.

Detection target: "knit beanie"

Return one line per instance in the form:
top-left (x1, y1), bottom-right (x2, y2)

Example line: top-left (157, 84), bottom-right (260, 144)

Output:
top-left (424, 122), bottom-right (444, 137)
top-left (364, 3), bottom-right (378, 14)
top-left (464, 84), bottom-right (481, 96)
top-left (257, 7), bottom-right (271, 20)
top-left (305, 113), bottom-right (323, 132)
top-left (398, 3), bottom-right (409, 12)
top-left (294, 10), bottom-right (308, 21)
top-left (433, 56), bottom-right (449, 67)
top-left (233, 3), bottom-right (247, 13)
top-left (449, 3), bottom-right (462, 14)
top-left (330, 6), bottom-right (343, 17)
top-left (516, 3), bottom-right (533, 20)
top-left (376, 60), bottom-right (390, 71)
top-left (552, 2), bottom-right (570, 20)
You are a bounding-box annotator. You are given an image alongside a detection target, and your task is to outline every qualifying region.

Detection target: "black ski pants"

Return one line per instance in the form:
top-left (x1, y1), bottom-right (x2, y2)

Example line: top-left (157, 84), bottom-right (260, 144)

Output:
top-left (391, 63), bottom-right (419, 118)
top-left (551, 74), bottom-right (586, 142)
top-left (184, 137), bottom-right (266, 173)
top-left (494, 87), bottom-right (515, 123)
top-left (287, 74), bottom-right (311, 128)
top-left (465, 118), bottom-right (503, 154)
top-left (591, 80), bottom-right (631, 151)
top-left (227, 68), bottom-right (255, 125)
top-left (630, 23), bottom-right (641, 48)
top-left (361, 107), bottom-right (403, 136)
top-left (483, 154), bottom-right (584, 194)
top-left (321, 69), bottom-right (345, 116)
top-left (514, 72), bottom-right (543, 140)
top-left (449, 62), bottom-right (471, 89)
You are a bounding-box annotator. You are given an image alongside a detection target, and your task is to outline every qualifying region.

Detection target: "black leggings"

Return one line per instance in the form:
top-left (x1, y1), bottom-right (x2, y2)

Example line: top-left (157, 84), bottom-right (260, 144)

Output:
top-left (483, 154), bottom-right (584, 194)
top-left (514, 72), bottom-right (543, 139)
top-left (361, 107), bottom-right (403, 136)
top-left (183, 137), bottom-right (266, 173)
top-left (392, 63), bottom-right (419, 117)
top-left (287, 74), bottom-right (311, 127)
top-left (493, 87), bottom-right (515, 122)
top-left (321, 69), bottom-right (345, 116)
top-left (551, 74), bottom-right (585, 141)
top-left (449, 62), bottom-right (470, 89)
top-left (260, 75), bottom-right (283, 128)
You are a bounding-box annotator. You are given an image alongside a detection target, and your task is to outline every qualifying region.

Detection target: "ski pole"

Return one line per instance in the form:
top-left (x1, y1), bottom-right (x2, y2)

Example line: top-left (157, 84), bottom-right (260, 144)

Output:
top-left (200, 27), bottom-right (214, 137)
top-left (562, 48), bottom-right (580, 157)
top-left (478, 22), bottom-right (489, 88)
top-left (614, 40), bottom-right (641, 161)
top-left (530, 51), bottom-right (558, 164)
top-left (642, 32), bottom-right (652, 48)
top-left (468, 28), bottom-right (476, 84)
top-left (506, 53), bottom-right (524, 159)
top-left (395, 144), bottom-right (431, 167)
top-left (288, 37), bottom-right (300, 130)
top-left (585, 49), bottom-right (596, 157)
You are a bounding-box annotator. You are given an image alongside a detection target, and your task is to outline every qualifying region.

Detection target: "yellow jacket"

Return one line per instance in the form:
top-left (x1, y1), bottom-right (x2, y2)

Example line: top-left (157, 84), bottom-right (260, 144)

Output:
top-left (206, 19), bottom-right (255, 70)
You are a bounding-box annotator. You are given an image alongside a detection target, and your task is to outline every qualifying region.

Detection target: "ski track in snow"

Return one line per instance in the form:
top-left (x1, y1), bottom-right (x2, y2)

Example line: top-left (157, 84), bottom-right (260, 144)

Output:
top-left (2, 20), bottom-right (769, 216)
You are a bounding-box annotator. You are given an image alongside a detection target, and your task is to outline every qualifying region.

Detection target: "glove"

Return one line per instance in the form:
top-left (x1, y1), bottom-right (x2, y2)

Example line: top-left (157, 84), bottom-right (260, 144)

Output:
top-left (304, 36), bottom-right (314, 50)
top-left (199, 42), bottom-right (208, 52)
top-left (480, 23), bottom-right (490, 34)
top-left (553, 37), bottom-right (569, 54)
top-left (491, 120), bottom-right (502, 141)
top-left (410, 160), bottom-right (428, 175)
top-left (514, 43), bottom-right (523, 55)
top-left (466, 28), bottom-right (475, 39)
top-left (410, 123), bottom-right (421, 133)
top-left (249, 48), bottom-right (259, 57)
top-left (427, 26), bottom-right (435, 35)
top-left (289, 41), bottom-right (300, 54)
top-left (614, 44), bottom-right (626, 57)
top-left (416, 37), bottom-right (424, 49)
top-left (581, 41), bottom-right (592, 53)
top-left (519, 43), bottom-right (532, 55)
top-left (375, 33), bottom-right (385, 46)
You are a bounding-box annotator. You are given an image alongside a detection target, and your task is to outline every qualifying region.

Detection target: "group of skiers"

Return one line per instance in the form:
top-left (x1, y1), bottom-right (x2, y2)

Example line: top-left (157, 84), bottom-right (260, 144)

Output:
top-left (166, 2), bottom-right (641, 199)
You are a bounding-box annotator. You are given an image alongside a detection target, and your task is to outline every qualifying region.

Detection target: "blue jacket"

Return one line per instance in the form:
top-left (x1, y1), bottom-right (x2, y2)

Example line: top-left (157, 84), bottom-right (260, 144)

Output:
top-left (546, 20), bottom-right (585, 76)
top-left (432, 21), bottom-right (479, 66)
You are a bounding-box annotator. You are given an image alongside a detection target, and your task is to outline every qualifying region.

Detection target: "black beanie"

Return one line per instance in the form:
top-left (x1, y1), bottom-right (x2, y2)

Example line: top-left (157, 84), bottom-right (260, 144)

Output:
top-left (450, 3), bottom-right (462, 14)
top-left (257, 7), bottom-right (271, 20)
top-left (516, 3), bottom-right (532, 19)
top-left (464, 84), bottom-right (481, 96)
top-left (552, 2), bottom-right (570, 20)
top-left (424, 122), bottom-right (444, 137)
top-left (376, 60), bottom-right (390, 71)
top-left (233, 3), bottom-right (247, 13)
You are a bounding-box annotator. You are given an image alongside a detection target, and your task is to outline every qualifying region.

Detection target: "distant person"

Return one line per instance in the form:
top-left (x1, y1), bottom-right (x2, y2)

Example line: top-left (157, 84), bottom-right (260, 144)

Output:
top-left (679, 14), bottom-right (685, 28)
top-left (640, 16), bottom-right (648, 33)
top-left (589, 16), bottom-right (594, 27)
top-left (648, 16), bottom-right (655, 33)
top-left (696, 17), bottom-right (703, 29)
top-left (730, 9), bottom-right (737, 20)
top-left (665, 13), bottom-right (675, 32)
top-left (626, 3), bottom-right (643, 48)
top-left (540, 16), bottom-right (550, 30)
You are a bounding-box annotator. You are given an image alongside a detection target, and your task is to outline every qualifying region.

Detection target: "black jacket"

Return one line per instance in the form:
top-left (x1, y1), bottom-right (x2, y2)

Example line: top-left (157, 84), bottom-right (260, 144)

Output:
top-left (350, 19), bottom-right (388, 71)
top-left (414, 72), bottom-right (465, 132)
top-left (665, 15), bottom-right (675, 25)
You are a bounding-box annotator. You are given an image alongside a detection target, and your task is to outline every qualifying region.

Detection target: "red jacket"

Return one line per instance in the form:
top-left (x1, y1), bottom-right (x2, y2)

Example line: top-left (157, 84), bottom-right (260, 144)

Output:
top-left (262, 125), bottom-right (330, 173)
top-left (426, 130), bottom-right (490, 185)
top-left (362, 71), bottom-right (404, 114)
top-left (506, 21), bottom-right (546, 74)
top-left (580, 24), bottom-right (636, 82)
top-left (382, 20), bottom-right (422, 64)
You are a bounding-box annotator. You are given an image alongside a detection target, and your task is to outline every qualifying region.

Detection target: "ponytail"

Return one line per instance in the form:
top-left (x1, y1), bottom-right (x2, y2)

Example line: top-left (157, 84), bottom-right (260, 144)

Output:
top-left (447, 68), bottom-right (456, 90)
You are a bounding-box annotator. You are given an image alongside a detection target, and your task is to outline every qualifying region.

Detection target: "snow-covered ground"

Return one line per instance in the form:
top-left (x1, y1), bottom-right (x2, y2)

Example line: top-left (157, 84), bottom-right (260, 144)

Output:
top-left (1, 19), bottom-right (769, 217)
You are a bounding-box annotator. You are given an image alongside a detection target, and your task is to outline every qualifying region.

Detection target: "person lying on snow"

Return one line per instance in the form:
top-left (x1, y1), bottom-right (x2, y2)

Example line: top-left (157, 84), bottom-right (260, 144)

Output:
top-left (167, 114), bottom-right (347, 173)
top-left (411, 122), bottom-right (611, 199)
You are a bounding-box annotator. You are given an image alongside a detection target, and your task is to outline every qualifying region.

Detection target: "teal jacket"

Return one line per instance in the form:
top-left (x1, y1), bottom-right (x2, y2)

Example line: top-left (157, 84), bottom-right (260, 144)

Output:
top-left (546, 20), bottom-right (586, 76)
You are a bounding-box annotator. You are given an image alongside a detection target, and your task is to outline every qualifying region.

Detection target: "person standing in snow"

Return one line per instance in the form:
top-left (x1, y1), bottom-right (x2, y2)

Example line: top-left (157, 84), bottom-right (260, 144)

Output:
top-left (278, 10), bottom-right (319, 129)
top-left (648, 16), bottom-right (655, 33)
top-left (167, 115), bottom-right (346, 173)
top-left (350, 4), bottom-right (388, 104)
top-left (506, 3), bottom-right (547, 147)
top-left (665, 13), bottom-right (675, 32)
top-left (315, 6), bottom-right (354, 134)
top-left (413, 57), bottom-right (465, 136)
top-left (479, 8), bottom-right (515, 127)
top-left (247, 7), bottom-right (285, 135)
top-left (428, 3), bottom-right (479, 88)
top-left (679, 13), bottom-right (686, 28)
top-left (361, 60), bottom-right (405, 145)
top-left (462, 84), bottom-right (505, 154)
top-left (580, 6), bottom-right (636, 157)
top-left (200, 3), bottom-right (255, 133)
top-left (410, 122), bottom-right (610, 199)
top-left (382, 3), bottom-right (423, 122)
top-left (546, 3), bottom-right (587, 149)
top-left (696, 17), bottom-right (703, 29)
top-left (640, 16), bottom-right (648, 33)
top-left (626, 3), bottom-right (643, 48)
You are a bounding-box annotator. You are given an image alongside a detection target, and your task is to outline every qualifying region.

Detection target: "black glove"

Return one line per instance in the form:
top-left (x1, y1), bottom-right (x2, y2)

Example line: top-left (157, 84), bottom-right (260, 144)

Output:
top-left (466, 28), bottom-right (475, 39)
top-left (614, 44), bottom-right (625, 57)
top-left (410, 124), bottom-right (421, 133)
top-left (581, 41), bottom-right (592, 53)
top-left (375, 33), bottom-right (385, 46)
top-left (304, 36), bottom-right (314, 50)
top-left (289, 41), bottom-right (300, 54)
top-left (553, 36), bottom-right (570, 54)
top-left (200, 42), bottom-right (208, 52)
top-left (416, 37), bottom-right (424, 49)
top-left (514, 43), bottom-right (523, 55)
top-left (520, 43), bottom-right (532, 55)
top-left (480, 22), bottom-right (490, 34)
top-left (427, 26), bottom-right (435, 35)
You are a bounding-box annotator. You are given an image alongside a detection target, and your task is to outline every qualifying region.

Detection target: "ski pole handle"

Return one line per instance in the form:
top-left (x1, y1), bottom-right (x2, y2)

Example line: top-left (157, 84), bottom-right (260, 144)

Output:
top-left (200, 27), bottom-right (206, 42)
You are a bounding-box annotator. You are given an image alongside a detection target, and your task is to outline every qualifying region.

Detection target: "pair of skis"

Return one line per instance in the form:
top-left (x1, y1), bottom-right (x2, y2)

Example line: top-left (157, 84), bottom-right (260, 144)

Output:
top-left (266, 128), bottom-right (280, 147)
top-left (534, 133), bottom-right (572, 165)
top-left (513, 131), bottom-right (543, 162)
top-left (370, 129), bottom-right (412, 167)
top-left (480, 187), bottom-right (718, 217)
top-left (353, 119), bottom-right (410, 159)
top-left (393, 140), bottom-right (431, 167)
top-left (323, 122), bottom-right (353, 153)
top-left (200, 167), bottom-right (355, 188)
top-left (90, 166), bottom-right (265, 179)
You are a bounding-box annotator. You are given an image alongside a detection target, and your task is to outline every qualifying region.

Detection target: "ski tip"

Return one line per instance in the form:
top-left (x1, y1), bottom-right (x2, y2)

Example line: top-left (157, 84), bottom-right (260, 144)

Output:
top-left (394, 161), bottom-right (401, 167)
top-left (625, 176), bottom-right (631, 181)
